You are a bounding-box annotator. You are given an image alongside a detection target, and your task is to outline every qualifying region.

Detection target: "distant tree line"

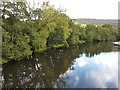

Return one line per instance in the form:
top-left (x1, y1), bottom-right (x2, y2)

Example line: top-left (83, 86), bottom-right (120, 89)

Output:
top-left (1, 1), bottom-right (119, 60)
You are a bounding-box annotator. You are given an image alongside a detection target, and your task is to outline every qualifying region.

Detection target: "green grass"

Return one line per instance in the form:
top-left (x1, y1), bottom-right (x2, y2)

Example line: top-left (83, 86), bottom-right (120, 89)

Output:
top-left (0, 58), bottom-right (9, 64)
top-left (78, 40), bottom-right (86, 44)
top-left (52, 44), bottom-right (64, 48)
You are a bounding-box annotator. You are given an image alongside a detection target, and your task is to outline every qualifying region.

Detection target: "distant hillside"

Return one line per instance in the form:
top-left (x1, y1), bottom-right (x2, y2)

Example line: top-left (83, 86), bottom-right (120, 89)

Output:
top-left (75, 18), bottom-right (118, 28)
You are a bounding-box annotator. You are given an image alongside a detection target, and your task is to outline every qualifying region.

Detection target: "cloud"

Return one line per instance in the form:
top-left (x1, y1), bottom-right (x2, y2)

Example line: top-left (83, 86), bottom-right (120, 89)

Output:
top-left (75, 58), bottom-right (87, 67)
top-left (59, 52), bottom-right (118, 88)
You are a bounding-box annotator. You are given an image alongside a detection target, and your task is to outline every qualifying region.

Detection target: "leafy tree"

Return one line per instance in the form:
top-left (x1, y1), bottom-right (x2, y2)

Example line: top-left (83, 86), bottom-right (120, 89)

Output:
top-left (1, 1), bottom-right (118, 61)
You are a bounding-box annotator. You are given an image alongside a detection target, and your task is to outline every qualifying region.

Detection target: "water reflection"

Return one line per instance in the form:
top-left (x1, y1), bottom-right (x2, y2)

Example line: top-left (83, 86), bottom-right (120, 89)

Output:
top-left (64, 52), bottom-right (118, 88)
top-left (2, 42), bottom-right (118, 88)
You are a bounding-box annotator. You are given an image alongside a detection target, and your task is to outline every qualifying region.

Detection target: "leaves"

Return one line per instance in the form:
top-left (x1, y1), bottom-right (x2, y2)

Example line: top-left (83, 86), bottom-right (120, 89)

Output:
top-left (1, 1), bottom-right (118, 61)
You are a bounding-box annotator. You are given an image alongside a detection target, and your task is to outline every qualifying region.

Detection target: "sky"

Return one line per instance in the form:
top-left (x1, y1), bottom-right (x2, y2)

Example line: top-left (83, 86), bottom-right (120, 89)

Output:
top-left (27, 0), bottom-right (119, 19)
top-left (61, 52), bottom-right (118, 88)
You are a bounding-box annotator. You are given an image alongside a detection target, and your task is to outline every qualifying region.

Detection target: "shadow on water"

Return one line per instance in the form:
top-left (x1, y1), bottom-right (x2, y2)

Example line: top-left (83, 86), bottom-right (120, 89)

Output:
top-left (2, 42), bottom-right (118, 88)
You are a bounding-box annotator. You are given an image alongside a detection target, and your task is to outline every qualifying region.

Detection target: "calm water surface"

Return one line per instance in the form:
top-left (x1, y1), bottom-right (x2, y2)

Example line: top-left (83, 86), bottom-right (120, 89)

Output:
top-left (2, 42), bottom-right (119, 88)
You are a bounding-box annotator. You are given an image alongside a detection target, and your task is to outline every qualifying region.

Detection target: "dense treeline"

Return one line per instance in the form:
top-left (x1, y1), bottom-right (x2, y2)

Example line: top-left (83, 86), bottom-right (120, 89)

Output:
top-left (1, 1), bottom-right (119, 61)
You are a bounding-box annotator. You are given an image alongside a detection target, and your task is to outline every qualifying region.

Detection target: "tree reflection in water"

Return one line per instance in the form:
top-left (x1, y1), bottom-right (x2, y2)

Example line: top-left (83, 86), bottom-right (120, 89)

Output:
top-left (2, 42), bottom-right (118, 88)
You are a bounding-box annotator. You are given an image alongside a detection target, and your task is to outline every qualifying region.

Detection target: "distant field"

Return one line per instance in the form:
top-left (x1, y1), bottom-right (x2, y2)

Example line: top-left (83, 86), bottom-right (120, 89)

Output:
top-left (76, 18), bottom-right (118, 28)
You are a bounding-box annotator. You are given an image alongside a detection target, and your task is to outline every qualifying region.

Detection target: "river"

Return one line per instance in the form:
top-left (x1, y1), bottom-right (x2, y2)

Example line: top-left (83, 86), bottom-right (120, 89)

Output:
top-left (2, 42), bottom-right (119, 88)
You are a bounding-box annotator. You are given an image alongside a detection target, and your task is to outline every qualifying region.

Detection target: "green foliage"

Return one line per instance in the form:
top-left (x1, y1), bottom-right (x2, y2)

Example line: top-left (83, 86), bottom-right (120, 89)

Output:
top-left (1, 59), bottom-right (8, 64)
top-left (1, 1), bottom-right (118, 61)
top-left (84, 24), bottom-right (118, 42)
top-left (2, 28), bottom-right (32, 60)
top-left (47, 13), bottom-right (70, 47)
top-left (52, 44), bottom-right (64, 48)
top-left (67, 21), bottom-right (82, 45)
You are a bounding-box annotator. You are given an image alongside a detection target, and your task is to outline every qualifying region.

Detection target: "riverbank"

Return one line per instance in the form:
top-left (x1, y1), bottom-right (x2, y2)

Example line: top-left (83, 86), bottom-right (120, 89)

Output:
top-left (1, 41), bottom-right (86, 64)
top-left (2, 41), bottom-right (119, 65)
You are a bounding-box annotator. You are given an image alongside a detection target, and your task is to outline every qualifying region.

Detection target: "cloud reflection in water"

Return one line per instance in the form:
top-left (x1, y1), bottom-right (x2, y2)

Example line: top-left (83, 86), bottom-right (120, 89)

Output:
top-left (60, 52), bottom-right (118, 88)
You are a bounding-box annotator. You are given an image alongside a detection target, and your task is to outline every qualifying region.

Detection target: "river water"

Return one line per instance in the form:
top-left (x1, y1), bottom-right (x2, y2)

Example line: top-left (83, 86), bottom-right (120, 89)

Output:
top-left (2, 42), bottom-right (119, 88)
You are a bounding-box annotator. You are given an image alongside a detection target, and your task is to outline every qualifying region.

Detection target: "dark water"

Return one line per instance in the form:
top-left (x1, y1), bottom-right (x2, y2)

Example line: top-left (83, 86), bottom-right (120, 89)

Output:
top-left (2, 42), bottom-right (119, 88)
